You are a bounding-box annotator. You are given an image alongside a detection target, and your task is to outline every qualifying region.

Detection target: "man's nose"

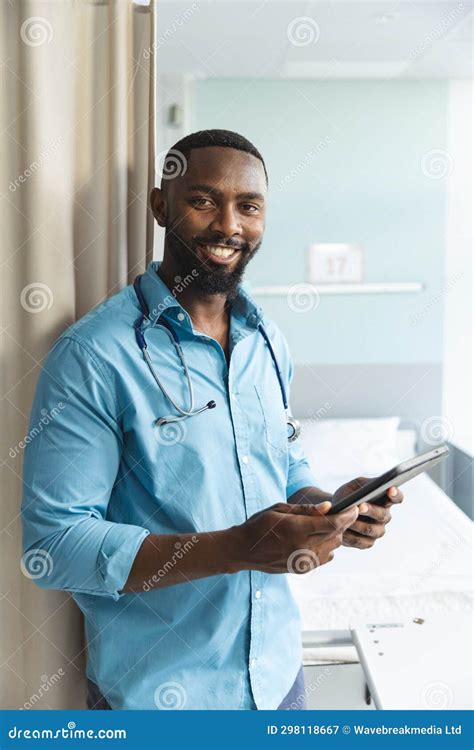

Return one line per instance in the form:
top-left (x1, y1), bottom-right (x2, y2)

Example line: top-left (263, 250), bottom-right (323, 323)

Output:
top-left (208, 204), bottom-right (242, 239)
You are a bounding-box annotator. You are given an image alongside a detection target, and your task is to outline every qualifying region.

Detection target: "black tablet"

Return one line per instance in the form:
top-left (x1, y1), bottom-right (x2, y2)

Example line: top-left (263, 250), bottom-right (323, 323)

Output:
top-left (328, 445), bottom-right (449, 515)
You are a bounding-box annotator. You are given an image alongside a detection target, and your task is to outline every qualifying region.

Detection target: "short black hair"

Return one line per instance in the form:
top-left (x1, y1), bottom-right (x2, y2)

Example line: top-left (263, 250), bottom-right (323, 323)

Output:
top-left (160, 128), bottom-right (268, 189)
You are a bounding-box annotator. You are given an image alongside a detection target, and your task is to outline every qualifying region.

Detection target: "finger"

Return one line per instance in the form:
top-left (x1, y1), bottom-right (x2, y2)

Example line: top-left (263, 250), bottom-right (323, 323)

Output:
top-left (345, 476), bottom-right (371, 491)
top-left (342, 530), bottom-right (376, 549)
top-left (319, 532), bottom-right (344, 552)
top-left (346, 520), bottom-right (386, 539)
top-left (249, 503), bottom-right (287, 522)
top-left (261, 502), bottom-right (329, 521)
top-left (314, 535), bottom-right (343, 563)
top-left (367, 497), bottom-right (392, 509)
top-left (305, 506), bottom-right (360, 537)
top-left (313, 549), bottom-right (335, 567)
top-left (278, 501), bottom-right (333, 516)
top-left (286, 535), bottom-right (341, 574)
top-left (331, 505), bottom-right (361, 531)
top-left (386, 486), bottom-right (404, 504)
top-left (358, 503), bottom-right (391, 524)
top-left (332, 477), bottom-right (372, 503)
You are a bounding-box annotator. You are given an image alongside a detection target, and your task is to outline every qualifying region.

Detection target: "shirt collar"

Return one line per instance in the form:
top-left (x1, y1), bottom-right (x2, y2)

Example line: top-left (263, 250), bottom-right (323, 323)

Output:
top-left (137, 260), bottom-right (264, 330)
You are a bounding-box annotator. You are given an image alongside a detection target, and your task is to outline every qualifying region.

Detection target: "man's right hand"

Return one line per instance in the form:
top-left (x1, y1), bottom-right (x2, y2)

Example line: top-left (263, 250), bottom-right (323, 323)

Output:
top-left (124, 502), bottom-right (359, 593)
top-left (230, 501), bottom-right (359, 574)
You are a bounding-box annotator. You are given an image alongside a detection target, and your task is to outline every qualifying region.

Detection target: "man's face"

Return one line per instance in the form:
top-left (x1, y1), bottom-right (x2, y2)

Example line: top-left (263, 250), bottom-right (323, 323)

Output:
top-left (151, 146), bottom-right (267, 297)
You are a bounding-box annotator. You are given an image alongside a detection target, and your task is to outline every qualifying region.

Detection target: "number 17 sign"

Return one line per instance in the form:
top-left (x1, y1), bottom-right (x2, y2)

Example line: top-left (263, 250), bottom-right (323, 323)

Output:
top-left (308, 243), bottom-right (364, 284)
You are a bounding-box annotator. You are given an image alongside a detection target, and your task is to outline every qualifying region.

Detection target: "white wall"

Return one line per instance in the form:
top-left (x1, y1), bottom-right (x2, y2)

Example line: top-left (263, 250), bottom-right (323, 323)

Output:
top-left (153, 74), bottom-right (195, 259)
top-left (443, 79), bottom-right (473, 456)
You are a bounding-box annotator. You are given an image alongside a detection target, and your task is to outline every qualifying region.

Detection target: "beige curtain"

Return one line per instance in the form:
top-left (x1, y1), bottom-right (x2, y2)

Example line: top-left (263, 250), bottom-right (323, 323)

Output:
top-left (0, 0), bottom-right (155, 708)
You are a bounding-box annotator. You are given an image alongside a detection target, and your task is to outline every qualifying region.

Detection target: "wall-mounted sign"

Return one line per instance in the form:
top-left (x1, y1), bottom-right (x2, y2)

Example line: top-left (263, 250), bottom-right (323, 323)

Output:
top-left (308, 243), bottom-right (364, 283)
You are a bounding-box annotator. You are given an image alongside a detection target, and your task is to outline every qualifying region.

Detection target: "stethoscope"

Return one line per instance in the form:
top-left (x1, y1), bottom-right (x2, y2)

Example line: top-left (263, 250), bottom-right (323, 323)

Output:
top-left (133, 274), bottom-right (300, 442)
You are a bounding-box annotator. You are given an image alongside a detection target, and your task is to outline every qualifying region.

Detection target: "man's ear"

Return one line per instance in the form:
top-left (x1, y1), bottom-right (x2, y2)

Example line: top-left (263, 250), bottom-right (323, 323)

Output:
top-left (150, 187), bottom-right (167, 227)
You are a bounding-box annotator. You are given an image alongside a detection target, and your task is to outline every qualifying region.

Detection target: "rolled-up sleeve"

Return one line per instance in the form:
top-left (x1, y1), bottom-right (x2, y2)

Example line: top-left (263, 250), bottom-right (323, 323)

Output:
top-left (286, 440), bottom-right (319, 498)
top-left (281, 338), bottom-right (319, 499)
top-left (21, 334), bottom-right (150, 601)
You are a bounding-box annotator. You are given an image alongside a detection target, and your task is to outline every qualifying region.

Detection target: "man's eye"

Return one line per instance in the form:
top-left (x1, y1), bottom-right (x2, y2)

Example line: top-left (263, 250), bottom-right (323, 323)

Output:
top-left (190, 199), bottom-right (260, 213)
top-left (190, 198), bottom-right (212, 207)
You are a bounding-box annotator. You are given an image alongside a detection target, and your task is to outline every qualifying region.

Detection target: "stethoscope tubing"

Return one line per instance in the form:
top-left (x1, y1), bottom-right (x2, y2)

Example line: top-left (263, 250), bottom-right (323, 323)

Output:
top-left (133, 274), bottom-right (299, 440)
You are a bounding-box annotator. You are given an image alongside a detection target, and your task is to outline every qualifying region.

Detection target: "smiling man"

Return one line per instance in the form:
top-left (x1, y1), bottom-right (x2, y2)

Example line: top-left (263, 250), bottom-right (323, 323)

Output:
top-left (21, 129), bottom-right (402, 711)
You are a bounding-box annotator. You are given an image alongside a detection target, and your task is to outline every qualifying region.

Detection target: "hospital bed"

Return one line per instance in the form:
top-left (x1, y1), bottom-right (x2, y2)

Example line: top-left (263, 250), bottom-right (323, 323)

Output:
top-left (289, 417), bottom-right (473, 709)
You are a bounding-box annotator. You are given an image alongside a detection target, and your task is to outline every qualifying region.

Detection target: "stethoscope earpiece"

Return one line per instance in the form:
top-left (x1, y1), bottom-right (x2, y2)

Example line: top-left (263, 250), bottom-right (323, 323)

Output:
top-left (155, 400), bottom-right (217, 428)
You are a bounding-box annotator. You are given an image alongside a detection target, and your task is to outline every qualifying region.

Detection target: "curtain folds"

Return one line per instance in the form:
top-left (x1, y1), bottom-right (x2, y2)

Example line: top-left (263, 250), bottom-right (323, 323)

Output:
top-left (0, 0), bottom-right (155, 708)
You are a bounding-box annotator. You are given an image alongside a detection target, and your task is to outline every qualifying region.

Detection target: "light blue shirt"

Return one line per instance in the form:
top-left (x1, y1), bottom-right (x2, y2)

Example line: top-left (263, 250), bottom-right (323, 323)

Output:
top-left (21, 259), bottom-right (319, 710)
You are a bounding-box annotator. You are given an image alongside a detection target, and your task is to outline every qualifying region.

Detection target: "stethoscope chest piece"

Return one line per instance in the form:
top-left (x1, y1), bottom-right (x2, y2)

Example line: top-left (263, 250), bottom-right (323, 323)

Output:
top-left (286, 415), bottom-right (301, 443)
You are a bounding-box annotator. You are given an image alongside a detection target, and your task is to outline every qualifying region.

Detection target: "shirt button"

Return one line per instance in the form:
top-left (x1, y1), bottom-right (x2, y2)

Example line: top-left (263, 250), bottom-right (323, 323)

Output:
top-left (241, 455), bottom-right (249, 464)
top-left (177, 312), bottom-right (185, 321)
top-left (250, 658), bottom-right (257, 669)
top-left (255, 590), bottom-right (262, 599)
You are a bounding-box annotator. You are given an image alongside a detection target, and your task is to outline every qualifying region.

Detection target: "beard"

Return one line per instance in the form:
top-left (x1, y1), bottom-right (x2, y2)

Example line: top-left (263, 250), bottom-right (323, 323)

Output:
top-left (164, 223), bottom-right (261, 299)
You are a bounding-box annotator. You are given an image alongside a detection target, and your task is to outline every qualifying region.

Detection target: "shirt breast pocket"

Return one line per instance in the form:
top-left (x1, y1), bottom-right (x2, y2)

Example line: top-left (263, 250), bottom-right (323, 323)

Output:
top-left (254, 384), bottom-right (288, 458)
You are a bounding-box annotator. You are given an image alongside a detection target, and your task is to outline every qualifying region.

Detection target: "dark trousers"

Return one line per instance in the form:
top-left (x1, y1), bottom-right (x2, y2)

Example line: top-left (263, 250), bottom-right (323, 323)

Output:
top-left (87, 665), bottom-right (306, 710)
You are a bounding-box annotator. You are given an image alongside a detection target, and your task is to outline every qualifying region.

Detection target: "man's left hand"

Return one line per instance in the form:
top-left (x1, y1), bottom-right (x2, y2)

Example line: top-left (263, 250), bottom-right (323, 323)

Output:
top-left (331, 477), bottom-right (404, 550)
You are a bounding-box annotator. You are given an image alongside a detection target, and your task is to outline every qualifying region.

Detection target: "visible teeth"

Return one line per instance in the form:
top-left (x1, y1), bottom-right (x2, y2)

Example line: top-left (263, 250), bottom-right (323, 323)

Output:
top-left (202, 244), bottom-right (236, 259)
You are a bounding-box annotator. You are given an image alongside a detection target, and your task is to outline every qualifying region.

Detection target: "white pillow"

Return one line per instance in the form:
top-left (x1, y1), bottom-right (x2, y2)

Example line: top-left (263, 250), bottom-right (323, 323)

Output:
top-left (299, 417), bottom-right (401, 480)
